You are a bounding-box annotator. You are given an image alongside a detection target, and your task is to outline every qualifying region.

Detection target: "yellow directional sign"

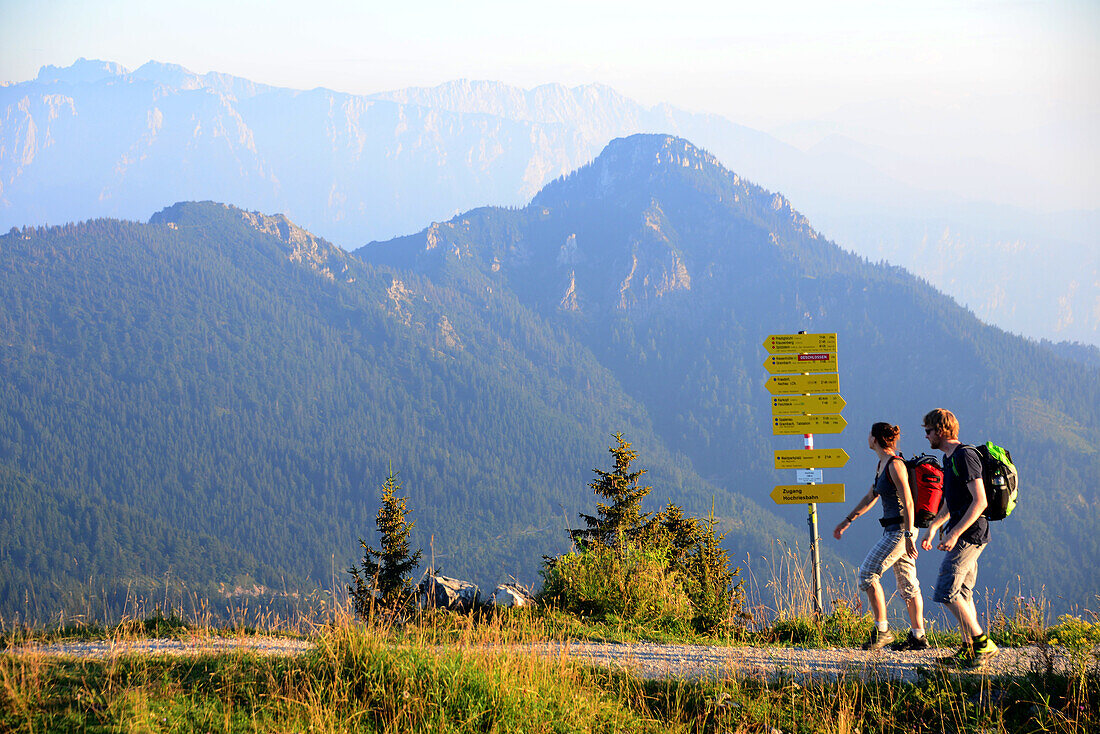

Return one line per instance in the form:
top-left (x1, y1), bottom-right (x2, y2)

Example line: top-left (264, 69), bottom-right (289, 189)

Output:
top-left (773, 414), bottom-right (848, 435)
top-left (763, 333), bottom-right (837, 354)
top-left (774, 449), bottom-right (850, 470)
top-left (765, 374), bottom-right (841, 395)
top-left (771, 394), bottom-right (846, 416)
top-left (763, 353), bottom-right (839, 374)
top-left (771, 483), bottom-right (845, 505)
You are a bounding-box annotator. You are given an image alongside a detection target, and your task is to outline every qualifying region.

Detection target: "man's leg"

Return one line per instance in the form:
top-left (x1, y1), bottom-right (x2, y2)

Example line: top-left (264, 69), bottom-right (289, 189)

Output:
top-left (946, 548), bottom-right (983, 637)
top-left (944, 596), bottom-right (982, 638)
top-left (934, 541), bottom-right (997, 665)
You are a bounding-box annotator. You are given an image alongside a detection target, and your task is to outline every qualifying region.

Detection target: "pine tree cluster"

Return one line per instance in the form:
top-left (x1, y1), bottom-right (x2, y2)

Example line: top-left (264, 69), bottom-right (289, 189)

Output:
top-left (550, 433), bottom-right (743, 632)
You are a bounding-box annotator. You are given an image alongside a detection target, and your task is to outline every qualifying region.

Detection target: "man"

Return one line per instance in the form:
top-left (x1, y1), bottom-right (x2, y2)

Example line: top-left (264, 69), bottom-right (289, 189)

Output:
top-left (921, 408), bottom-right (998, 667)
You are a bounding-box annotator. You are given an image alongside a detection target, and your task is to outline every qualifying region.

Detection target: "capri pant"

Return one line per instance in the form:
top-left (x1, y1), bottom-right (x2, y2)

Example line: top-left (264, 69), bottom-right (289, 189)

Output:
top-left (858, 529), bottom-right (920, 600)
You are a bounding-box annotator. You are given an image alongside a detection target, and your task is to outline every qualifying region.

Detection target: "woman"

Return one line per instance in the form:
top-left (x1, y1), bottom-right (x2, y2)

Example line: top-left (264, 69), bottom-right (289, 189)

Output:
top-left (833, 422), bottom-right (929, 651)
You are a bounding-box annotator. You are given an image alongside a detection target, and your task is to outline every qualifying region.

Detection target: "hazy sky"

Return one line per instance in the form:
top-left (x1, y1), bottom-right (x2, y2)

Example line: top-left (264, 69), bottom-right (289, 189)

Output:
top-left (2, 0), bottom-right (1098, 210)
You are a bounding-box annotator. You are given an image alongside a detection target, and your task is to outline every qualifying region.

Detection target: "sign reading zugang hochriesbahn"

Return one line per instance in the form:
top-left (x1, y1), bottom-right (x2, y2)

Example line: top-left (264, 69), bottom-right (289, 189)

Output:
top-left (770, 483), bottom-right (845, 504)
top-left (762, 331), bottom-right (847, 615)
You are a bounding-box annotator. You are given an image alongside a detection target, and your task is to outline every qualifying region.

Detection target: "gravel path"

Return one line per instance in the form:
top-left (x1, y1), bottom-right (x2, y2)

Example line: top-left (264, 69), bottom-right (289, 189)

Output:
top-left (7, 636), bottom-right (314, 659)
top-left (8, 637), bottom-right (1093, 684)
top-left (523, 641), bottom-right (1094, 683)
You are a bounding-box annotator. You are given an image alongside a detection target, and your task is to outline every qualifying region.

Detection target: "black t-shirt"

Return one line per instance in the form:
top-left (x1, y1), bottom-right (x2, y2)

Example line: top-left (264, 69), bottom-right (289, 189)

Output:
top-left (944, 444), bottom-right (990, 545)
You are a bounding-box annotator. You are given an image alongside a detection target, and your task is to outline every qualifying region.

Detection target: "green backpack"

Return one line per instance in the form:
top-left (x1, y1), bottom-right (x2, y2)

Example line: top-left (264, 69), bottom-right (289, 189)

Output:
top-left (954, 442), bottom-right (1019, 521)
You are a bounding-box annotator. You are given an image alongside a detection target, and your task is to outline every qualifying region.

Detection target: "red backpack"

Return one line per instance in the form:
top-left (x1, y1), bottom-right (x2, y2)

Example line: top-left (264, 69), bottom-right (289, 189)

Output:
top-left (904, 454), bottom-right (944, 528)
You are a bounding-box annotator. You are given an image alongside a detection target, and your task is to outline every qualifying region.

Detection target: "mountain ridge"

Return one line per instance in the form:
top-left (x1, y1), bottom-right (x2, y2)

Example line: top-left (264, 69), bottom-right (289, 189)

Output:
top-left (5, 58), bottom-right (1093, 345)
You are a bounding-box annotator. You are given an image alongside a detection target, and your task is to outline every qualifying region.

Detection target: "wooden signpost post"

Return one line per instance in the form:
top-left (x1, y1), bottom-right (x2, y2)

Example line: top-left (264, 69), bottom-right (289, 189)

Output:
top-left (763, 331), bottom-right (846, 616)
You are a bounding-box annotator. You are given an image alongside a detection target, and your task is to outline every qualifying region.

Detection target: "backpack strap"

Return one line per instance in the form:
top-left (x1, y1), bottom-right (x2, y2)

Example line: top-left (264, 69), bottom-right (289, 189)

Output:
top-left (874, 454), bottom-right (905, 477)
top-left (949, 444), bottom-right (978, 477)
top-left (887, 455), bottom-right (910, 493)
top-left (874, 455), bottom-right (906, 492)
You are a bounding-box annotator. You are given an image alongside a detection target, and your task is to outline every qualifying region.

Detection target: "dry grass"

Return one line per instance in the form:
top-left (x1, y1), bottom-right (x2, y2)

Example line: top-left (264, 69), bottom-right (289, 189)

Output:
top-left (2, 568), bottom-right (1098, 732)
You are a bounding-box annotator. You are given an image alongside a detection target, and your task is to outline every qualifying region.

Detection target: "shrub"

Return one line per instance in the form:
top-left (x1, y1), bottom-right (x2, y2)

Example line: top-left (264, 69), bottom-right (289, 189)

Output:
top-left (545, 434), bottom-right (744, 634)
top-left (632, 502), bottom-right (744, 632)
top-left (539, 540), bottom-right (695, 631)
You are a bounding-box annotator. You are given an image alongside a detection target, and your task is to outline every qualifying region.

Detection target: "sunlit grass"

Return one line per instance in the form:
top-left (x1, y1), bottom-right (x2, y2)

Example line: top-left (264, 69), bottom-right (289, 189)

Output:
top-left (2, 604), bottom-right (1097, 733)
top-left (2, 549), bottom-right (1097, 732)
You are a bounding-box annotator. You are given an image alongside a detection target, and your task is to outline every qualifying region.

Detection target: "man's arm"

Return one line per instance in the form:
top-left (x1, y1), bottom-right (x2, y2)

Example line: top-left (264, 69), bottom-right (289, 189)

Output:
top-left (938, 477), bottom-right (986, 552)
top-left (921, 503), bottom-right (951, 551)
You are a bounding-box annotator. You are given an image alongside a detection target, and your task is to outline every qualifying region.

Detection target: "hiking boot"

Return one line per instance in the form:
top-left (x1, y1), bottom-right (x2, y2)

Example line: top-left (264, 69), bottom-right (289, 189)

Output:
top-left (862, 628), bottom-right (895, 650)
top-left (935, 644), bottom-right (973, 668)
top-left (935, 636), bottom-right (999, 668)
top-left (967, 635), bottom-right (999, 667)
top-left (889, 630), bottom-right (931, 651)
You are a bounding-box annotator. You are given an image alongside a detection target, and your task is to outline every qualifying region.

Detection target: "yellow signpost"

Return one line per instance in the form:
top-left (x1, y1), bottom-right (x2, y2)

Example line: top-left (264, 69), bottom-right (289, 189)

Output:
top-left (773, 414), bottom-right (847, 435)
top-left (770, 483), bottom-right (846, 505)
top-left (763, 333), bottom-right (838, 354)
top-left (763, 353), bottom-right (838, 374)
top-left (774, 448), bottom-right (850, 470)
top-left (763, 331), bottom-right (845, 616)
top-left (765, 373), bottom-right (841, 395)
top-left (771, 394), bottom-right (846, 416)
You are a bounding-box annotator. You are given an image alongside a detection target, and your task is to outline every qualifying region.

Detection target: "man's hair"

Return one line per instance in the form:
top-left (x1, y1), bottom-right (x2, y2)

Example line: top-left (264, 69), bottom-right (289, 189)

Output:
top-left (923, 409), bottom-right (959, 440)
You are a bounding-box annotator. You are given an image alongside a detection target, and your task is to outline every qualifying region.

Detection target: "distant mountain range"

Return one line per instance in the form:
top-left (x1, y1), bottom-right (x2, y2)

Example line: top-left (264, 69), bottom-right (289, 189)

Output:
top-left (2, 134), bottom-right (1097, 621)
top-left (1, 59), bottom-right (1096, 347)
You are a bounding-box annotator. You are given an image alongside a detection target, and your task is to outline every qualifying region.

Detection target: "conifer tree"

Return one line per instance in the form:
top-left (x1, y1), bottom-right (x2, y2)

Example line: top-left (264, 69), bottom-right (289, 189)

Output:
top-left (574, 432), bottom-right (652, 546)
top-left (348, 469), bottom-right (422, 616)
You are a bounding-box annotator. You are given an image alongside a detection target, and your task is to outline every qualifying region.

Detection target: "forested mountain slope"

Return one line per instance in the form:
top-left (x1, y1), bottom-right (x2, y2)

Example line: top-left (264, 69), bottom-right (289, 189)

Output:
top-left (0, 199), bottom-right (795, 620)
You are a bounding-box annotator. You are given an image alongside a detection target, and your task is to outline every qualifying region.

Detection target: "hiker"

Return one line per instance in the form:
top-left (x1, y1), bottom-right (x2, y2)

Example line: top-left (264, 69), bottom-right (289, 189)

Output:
top-left (920, 408), bottom-right (999, 667)
top-left (833, 422), bottom-right (928, 651)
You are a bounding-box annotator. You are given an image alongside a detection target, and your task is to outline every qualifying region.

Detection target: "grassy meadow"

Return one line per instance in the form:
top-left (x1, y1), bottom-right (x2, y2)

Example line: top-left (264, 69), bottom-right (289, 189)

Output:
top-left (2, 548), bottom-right (1098, 733)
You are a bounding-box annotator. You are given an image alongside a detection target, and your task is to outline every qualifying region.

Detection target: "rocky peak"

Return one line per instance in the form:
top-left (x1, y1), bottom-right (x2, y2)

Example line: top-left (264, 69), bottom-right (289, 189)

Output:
top-left (131, 61), bottom-right (205, 90)
top-left (370, 79), bottom-right (633, 124)
top-left (598, 134), bottom-right (724, 180)
top-left (235, 209), bottom-right (349, 281)
top-left (151, 202), bottom-right (351, 282)
top-left (127, 61), bottom-right (275, 100)
top-left (34, 58), bottom-right (128, 85)
top-left (532, 134), bottom-right (726, 207)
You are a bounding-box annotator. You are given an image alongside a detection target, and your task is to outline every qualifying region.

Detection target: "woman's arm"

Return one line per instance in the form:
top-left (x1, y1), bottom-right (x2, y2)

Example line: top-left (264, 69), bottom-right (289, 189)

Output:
top-left (833, 487), bottom-right (878, 540)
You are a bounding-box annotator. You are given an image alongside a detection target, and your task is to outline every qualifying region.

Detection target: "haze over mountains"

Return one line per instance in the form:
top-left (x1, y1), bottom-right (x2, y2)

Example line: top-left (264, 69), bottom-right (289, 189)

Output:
top-left (2, 59), bottom-right (1096, 348)
top-left (2, 134), bottom-right (1097, 621)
